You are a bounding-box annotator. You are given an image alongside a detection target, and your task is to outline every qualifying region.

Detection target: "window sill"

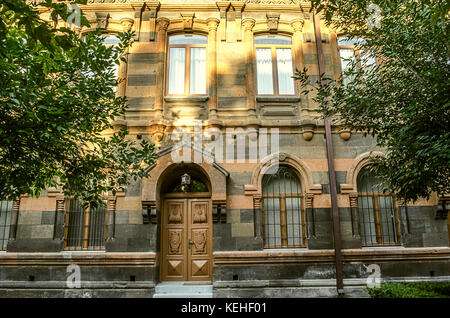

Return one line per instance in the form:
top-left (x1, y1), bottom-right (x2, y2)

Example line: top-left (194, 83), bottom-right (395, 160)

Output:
top-left (361, 245), bottom-right (404, 249)
top-left (61, 250), bottom-right (106, 254)
top-left (256, 96), bottom-right (301, 103)
top-left (164, 96), bottom-right (209, 103)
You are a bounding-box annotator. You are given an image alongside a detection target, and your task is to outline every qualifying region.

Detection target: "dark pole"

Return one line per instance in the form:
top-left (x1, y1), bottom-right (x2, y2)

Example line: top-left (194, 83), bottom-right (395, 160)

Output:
top-left (312, 11), bottom-right (345, 296)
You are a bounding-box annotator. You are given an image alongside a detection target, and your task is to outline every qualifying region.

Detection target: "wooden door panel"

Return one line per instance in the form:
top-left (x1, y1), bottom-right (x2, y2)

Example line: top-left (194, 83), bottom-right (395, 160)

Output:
top-left (187, 199), bottom-right (212, 281)
top-left (162, 200), bottom-right (187, 281)
top-left (161, 198), bottom-right (212, 282)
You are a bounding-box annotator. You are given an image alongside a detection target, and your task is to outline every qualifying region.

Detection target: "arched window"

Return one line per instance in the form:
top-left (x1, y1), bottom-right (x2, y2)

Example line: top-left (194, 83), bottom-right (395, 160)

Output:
top-left (357, 166), bottom-right (400, 246)
top-left (64, 200), bottom-right (107, 250)
top-left (0, 201), bottom-right (12, 250)
top-left (254, 35), bottom-right (295, 95)
top-left (167, 34), bottom-right (207, 96)
top-left (262, 166), bottom-right (306, 248)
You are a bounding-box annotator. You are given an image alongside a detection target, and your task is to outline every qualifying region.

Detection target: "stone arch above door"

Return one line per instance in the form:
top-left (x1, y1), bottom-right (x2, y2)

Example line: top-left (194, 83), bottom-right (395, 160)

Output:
top-left (141, 144), bottom-right (229, 209)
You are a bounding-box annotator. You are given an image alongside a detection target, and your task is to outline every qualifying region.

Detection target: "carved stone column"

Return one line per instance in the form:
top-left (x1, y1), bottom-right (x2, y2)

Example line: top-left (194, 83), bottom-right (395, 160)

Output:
top-left (106, 196), bottom-right (117, 241)
top-left (243, 18), bottom-right (256, 119)
top-left (8, 199), bottom-right (21, 242)
top-left (54, 196), bottom-right (66, 241)
top-left (349, 192), bottom-right (360, 236)
top-left (154, 17), bottom-right (170, 119)
top-left (207, 18), bottom-right (220, 120)
top-left (305, 193), bottom-right (316, 238)
top-left (290, 18), bottom-right (305, 84)
top-left (253, 195), bottom-right (262, 239)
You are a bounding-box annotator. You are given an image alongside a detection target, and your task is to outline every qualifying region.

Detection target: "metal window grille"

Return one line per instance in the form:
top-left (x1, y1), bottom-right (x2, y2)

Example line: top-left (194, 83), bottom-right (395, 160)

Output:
top-left (64, 199), bottom-right (107, 250)
top-left (262, 166), bottom-right (306, 248)
top-left (357, 167), bottom-right (401, 246)
top-left (0, 201), bottom-right (12, 250)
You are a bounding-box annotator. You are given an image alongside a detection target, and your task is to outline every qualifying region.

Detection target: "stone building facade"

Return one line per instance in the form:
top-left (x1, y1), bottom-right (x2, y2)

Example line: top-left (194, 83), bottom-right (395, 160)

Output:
top-left (0, 0), bottom-right (449, 298)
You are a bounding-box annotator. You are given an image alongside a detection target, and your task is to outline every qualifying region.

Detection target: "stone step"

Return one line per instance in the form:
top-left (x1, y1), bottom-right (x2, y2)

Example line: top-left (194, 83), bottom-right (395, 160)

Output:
top-left (153, 282), bottom-right (213, 298)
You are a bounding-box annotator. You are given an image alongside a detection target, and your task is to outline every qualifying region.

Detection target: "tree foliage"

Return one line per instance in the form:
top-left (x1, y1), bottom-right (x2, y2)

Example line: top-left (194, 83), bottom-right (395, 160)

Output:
top-left (296, 0), bottom-right (450, 202)
top-left (0, 0), bottom-right (155, 207)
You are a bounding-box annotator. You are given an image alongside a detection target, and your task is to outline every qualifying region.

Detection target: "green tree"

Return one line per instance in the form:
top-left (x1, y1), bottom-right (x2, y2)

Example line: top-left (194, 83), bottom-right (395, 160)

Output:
top-left (296, 0), bottom-right (450, 202)
top-left (0, 0), bottom-right (155, 207)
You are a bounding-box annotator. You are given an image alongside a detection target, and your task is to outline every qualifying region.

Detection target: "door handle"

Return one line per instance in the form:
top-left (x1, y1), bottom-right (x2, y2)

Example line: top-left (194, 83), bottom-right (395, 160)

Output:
top-left (188, 238), bottom-right (194, 249)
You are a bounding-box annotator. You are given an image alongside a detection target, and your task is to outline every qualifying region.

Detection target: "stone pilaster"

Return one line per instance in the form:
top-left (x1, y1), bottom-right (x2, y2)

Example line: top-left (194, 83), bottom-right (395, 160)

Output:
top-left (8, 199), bottom-right (21, 242)
top-left (243, 18), bottom-right (256, 118)
top-left (106, 197), bottom-right (117, 241)
top-left (349, 192), bottom-right (360, 236)
top-left (154, 17), bottom-right (170, 119)
top-left (217, 1), bottom-right (230, 42)
top-left (253, 195), bottom-right (262, 238)
top-left (207, 18), bottom-right (220, 120)
top-left (305, 193), bottom-right (316, 238)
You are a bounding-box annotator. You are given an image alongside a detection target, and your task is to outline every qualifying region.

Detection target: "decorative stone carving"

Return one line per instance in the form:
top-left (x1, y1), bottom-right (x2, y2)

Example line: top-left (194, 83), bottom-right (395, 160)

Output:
top-left (290, 18), bottom-right (305, 32)
top-left (300, 118), bottom-right (317, 141)
top-left (339, 129), bottom-right (352, 141)
top-left (349, 193), bottom-right (359, 208)
top-left (305, 193), bottom-right (314, 209)
top-left (181, 13), bottom-right (195, 31)
top-left (95, 12), bottom-right (109, 30)
top-left (266, 13), bottom-right (280, 33)
top-left (146, 1), bottom-right (160, 41)
top-left (120, 18), bottom-right (134, 32)
top-left (156, 17), bottom-right (170, 32)
top-left (168, 230), bottom-right (182, 254)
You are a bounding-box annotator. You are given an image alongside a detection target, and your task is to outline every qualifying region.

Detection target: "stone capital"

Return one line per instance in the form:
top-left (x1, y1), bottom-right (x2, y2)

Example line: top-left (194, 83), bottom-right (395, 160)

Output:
top-left (242, 18), bottom-right (256, 31)
top-left (156, 17), bottom-right (170, 31)
top-left (206, 18), bottom-right (220, 32)
top-left (290, 18), bottom-right (305, 32)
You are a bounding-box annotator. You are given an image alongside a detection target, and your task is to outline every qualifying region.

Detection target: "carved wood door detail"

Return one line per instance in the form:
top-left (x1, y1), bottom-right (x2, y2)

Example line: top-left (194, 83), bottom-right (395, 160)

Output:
top-left (161, 198), bottom-right (212, 281)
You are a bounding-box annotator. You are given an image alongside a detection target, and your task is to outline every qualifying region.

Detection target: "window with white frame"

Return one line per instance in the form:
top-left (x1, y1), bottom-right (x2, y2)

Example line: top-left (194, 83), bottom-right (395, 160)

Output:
top-left (255, 35), bottom-right (295, 96)
top-left (167, 34), bottom-right (207, 96)
top-left (338, 36), bottom-right (376, 86)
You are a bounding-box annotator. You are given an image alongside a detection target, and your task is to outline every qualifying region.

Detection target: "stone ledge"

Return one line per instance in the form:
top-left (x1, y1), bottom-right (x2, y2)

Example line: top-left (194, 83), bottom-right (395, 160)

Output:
top-left (0, 281), bottom-right (156, 289)
top-left (213, 247), bottom-right (450, 265)
top-left (0, 252), bottom-right (157, 267)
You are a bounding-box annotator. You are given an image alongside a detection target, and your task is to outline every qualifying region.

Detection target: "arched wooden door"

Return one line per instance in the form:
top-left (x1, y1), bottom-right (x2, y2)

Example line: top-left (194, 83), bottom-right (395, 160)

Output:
top-left (161, 194), bottom-right (212, 282)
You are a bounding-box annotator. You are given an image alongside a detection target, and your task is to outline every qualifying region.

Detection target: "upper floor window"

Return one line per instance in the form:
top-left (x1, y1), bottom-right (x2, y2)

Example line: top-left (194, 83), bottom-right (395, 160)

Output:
top-left (338, 37), bottom-right (376, 86)
top-left (262, 166), bottom-right (306, 248)
top-left (64, 199), bottom-right (107, 251)
top-left (0, 201), bottom-right (12, 250)
top-left (255, 35), bottom-right (295, 96)
top-left (357, 166), bottom-right (400, 246)
top-left (167, 34), bottom-right (207, 96)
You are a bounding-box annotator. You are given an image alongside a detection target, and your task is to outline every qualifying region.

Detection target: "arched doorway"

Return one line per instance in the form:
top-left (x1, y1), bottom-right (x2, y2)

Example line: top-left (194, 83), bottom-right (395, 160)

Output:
top-left (159, 163), bottom-right (212, 282)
